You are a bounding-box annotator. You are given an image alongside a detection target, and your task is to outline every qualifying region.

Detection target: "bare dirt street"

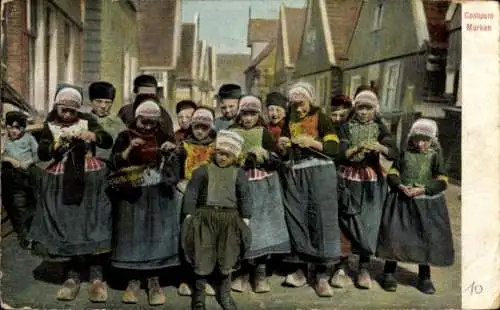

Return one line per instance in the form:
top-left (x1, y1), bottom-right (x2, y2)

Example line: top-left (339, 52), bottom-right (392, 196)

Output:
top-left (1, 185), bottom-right (461, 310)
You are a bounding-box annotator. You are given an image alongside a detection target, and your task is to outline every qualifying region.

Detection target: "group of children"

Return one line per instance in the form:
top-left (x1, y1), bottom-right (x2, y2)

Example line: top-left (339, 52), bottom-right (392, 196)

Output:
top-left (1, 75), bottom-right (454, 310)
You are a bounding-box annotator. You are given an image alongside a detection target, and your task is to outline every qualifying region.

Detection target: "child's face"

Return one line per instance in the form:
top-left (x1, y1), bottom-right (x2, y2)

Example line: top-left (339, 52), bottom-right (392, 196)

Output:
top-left (239, 111), bottom-right (259, 129)
top-left (354, 104), bottom-right (375, 123)
top-left (330, 108), bottom-right (350, 124)
top-left (136, 116), bottom-right (158, 132)
top-left (91, 98), bottom-right (113, 117)
top-left (267, 105), bottom-right (285, 124)
top-left (177, 108), bottom-right (195, 130)
top-left (291, 100), bottom-right (310, 119)
top-left (192, 124), bottom-right (211, 140)
top-left (220, 99), bottom-right (239, 120)
top-left (412, 135), bottom-right (432, 153)
top-left (6, 124), bottom-right (23, 139)
top-left (57, 105), bottom-right (78, 122)
top-left (214, 149), bottom-right (236, 167)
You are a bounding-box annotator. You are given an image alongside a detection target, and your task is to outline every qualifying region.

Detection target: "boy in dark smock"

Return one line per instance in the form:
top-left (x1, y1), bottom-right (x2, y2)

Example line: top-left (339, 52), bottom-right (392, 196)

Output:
top-left (181, 130), bottom-right (251, 310)
top-left (88, 81), bottom-right (127, 160)
top-left (1, 111), bottom-right (38, 249)
top-left (118, 75), bottom-right (175, 142)
top-left (378, 118), bottom-right (454, 295)
top-left (277, 82), bottom-right (341, 297)
top-left (173, 106), bottom-right (217, 297)
top-left (214, 84), bottom-right (242, 132)
top-left (29, 84), bottom-right (113, 302)
top-left (337, 90), bottom-right (398, 290)
top-left (228, 95), bottom-right (290, 294)
top-left (108, 97), bottom-right (181, 306)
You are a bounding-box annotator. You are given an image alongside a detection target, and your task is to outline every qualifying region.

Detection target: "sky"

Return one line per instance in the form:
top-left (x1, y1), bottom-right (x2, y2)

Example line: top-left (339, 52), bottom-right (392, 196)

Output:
top-left (181, 0), bottom-right (307, 55)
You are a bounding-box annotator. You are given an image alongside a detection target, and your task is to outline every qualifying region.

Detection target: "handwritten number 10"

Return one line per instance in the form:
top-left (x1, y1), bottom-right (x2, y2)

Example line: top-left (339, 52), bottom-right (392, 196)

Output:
top-left (464, 281), bottom-right (483, 295)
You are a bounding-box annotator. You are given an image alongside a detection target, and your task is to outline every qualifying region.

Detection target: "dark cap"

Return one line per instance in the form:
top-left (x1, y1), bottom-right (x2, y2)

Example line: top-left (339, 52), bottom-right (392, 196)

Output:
top-left (89, 81), bottom-right (116, 101)
top-left (330, 95), bottom-right (353, 110)
top-left (265, 92), bottom-right (287, 110)
top-left (218, 84), bottom-right (242, 100)
top-left (133, 75), bottom-right (158, 94)
top-left (176, 100), bottom-right (198, 114)
top-left (6, 111), bottom-right (28, 127)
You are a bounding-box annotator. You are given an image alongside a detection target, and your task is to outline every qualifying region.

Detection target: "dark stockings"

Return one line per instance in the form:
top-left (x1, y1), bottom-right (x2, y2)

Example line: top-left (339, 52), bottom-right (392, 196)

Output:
top-left (383, 261), bottom-right (431, 279)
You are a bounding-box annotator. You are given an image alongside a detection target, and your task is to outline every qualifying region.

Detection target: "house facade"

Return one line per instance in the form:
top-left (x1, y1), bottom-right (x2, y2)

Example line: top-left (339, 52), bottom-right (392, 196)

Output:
top-left (439, 2), bottom-right (461, 182)
top-left (176, 16), bottom-right (200, 104)
top-left (245, 16), bottom-right (278, 94)
top-left (274, 6), bottom-right (307, 93)
top-left (245, 40), bottom-right (276, 99)
top-left (83, 0), bottom-right (138, 114)
top-left (292, 0), bottom-right (362, 110)
top-left (3, 0), bottom-right (85, 115)
top-left (136, 0), bottom-right (181, 114)
top-left (197, 43), bottom-right (217, 107)
top-left (247, 16), bottom-right (278, 62)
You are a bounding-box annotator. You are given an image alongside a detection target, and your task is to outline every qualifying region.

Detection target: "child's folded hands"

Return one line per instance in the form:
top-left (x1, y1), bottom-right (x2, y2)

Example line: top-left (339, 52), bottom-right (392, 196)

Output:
top-left (248, 146), bottom-right (268, 163)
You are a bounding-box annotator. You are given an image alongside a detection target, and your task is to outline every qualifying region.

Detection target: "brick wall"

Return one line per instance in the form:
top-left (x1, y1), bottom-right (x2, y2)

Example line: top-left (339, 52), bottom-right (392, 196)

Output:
top-left (5, 0), bottom-right (28, 100)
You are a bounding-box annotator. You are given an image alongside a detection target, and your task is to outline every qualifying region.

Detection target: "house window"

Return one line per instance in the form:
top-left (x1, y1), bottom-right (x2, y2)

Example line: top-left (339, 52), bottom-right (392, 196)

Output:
top-left (321, 76), bottom-right (329, 108)
top-left (27, 0), bottom-right (37, 105)
top-left (372, 3), bottom-right (384, 31)
top-left (350, 75), bottom-right (362, 99)
top-left (382, 63), bottom-right (400, 111)
top-left (44, 5), bottom-right (51, 110)
top-left (63, 22), bottom-right (75, 83)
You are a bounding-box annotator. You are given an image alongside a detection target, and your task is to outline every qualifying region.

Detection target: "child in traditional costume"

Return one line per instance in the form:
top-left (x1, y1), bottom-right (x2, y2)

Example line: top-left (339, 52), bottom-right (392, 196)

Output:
top-left (108, 97), bottom-right (181, 306)
top-left (88, 81), bottom-right (127, 160)
top-left (377, 118), bottom-right (454, 294)
top-left (328, 95), bottom-right (354, 288)
top-left (337, 90), bottom-right (398, 290)
top-left (265, 91), bottom-right (288, 142)
top-left (214, 84), bottom-right (242, 132)
top-left (228, 95), bottom-right (290, 294)
top-left (1, 111), bottom-right (38, 249)
top-left (277, 82), bottom-right (341, 297)
top-left (175, 106), bottom-right (217, 297)
top-left (181, 130), bottom-right (251, 310)
top-left (29, 84), bottom-right (113, 302)
top-left (175, 100), bottom-right (198, 143)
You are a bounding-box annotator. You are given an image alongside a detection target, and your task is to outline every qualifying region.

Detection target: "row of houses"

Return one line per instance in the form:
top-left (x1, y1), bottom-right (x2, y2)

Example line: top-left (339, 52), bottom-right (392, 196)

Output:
top-left (1, 0), bottom-right (218, 120)
top-left (244, 0), bottom-right (462, 181)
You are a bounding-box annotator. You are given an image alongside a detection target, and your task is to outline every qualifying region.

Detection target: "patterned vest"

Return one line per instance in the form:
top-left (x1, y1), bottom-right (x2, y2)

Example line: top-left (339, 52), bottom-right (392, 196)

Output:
top-left (183, 141), bottom-right (215, 180)
top-left (400, 151), bottom-right (435, 187)
top-left (347, 121), bottom-right (380, 162)
top-left (289, 113), bottom-right (319, 140)
top-left (230, 127), bottom-right (264, 163)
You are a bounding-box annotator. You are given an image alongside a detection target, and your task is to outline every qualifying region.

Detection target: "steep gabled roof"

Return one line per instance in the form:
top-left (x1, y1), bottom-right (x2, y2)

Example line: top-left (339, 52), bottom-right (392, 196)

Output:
top-left (324, 0), bottom-right (363, 60)
top-left (136, 0), bottom-right (180, 70)
top-left (247, 18), bottom-right (279, 46)
top-left (282, 7), bottom-right (307, 67)
top-left (246, 39), bottom-right (276, 71)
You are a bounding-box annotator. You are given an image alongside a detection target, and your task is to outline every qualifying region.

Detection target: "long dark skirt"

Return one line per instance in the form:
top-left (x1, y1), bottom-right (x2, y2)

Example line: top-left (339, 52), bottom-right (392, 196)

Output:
top-left (280, 158), bottom-right (341, 265)
top-left (181, 208), bottom-right (251, 276)
top-left (338, 166), bottom-right (386, 257)
top-left (29, 161), bottom-right (112, 256)
top-left (110, 185), bottom-right (181, 270)
top-left (245, 173), bottom-right (290, 259)
top-left (377, 191), bottom-right (454, 266)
